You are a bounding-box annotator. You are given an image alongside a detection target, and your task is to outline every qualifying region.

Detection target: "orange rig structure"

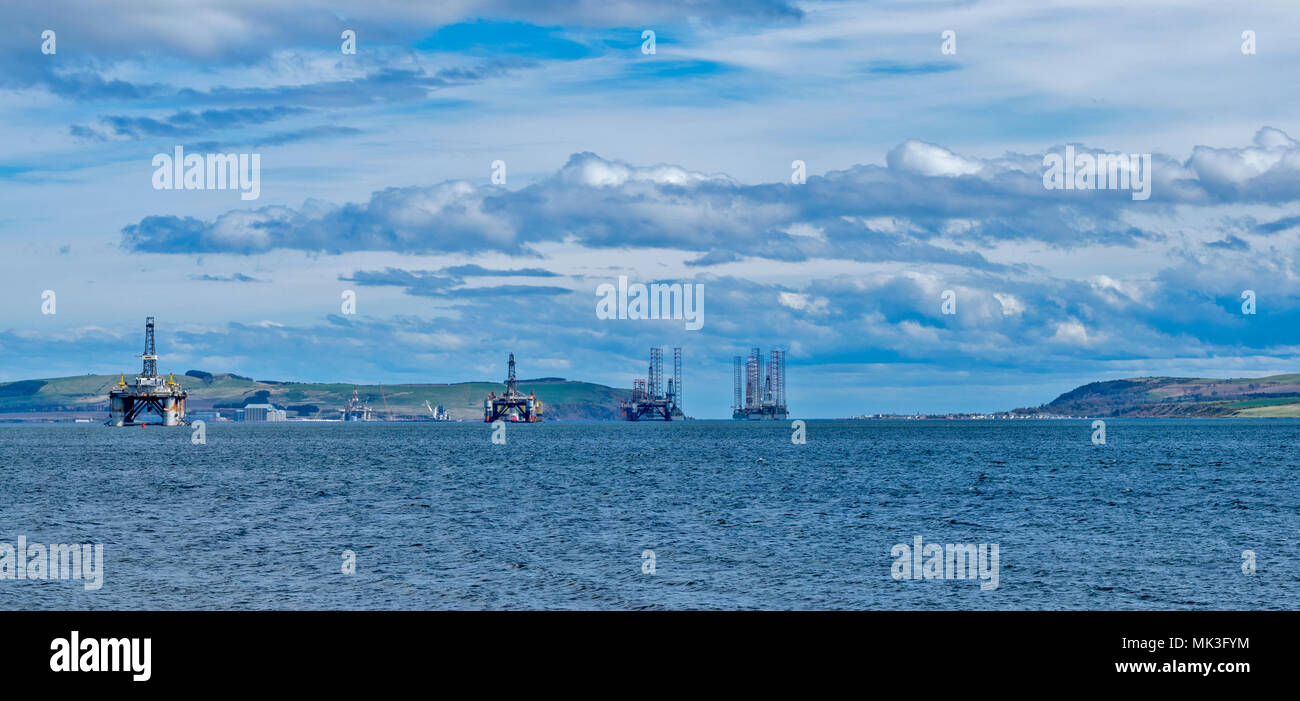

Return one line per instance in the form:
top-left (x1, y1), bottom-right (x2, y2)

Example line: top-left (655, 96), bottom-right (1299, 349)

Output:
top-left (484, 353), bottom-right (543, 422)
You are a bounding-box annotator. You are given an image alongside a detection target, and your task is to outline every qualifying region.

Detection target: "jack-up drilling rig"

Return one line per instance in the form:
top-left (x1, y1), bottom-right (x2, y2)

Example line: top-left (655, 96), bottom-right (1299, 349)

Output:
top-left (106, 317), bottom-right (188, 426)
top-left (484, 353), bottom-right (544, 422)
top-left (622, 346), bottom-right (684, 421)
top-left (732, 347), bottom-right (788, 420)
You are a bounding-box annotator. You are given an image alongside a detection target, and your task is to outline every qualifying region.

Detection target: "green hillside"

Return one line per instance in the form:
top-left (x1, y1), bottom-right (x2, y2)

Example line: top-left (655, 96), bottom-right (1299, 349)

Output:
top-left (0, 371), bottom-right (632, 421)
top-left (1016, 374), bottom-right (1300, 417)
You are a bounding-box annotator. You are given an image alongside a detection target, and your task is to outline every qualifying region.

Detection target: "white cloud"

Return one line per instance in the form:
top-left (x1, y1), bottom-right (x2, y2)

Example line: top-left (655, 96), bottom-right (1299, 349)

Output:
top-left (556, 153), bottom-right (731, 188)
top-left (778, 291), bottom-right (828, 314)
top-left (1051, 319), bottom-right (1090, 346)
top-left (887, 140), bottom-right (983, 178)
top-left (1186, 127), bottom-right (1300, 188)
top-left (993, 293), bottom-right (1024, 316)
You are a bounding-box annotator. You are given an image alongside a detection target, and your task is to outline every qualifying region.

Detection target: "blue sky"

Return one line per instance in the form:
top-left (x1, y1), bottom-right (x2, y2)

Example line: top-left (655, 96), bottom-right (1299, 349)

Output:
top-left (3, 0), bottom-right (1300, 417)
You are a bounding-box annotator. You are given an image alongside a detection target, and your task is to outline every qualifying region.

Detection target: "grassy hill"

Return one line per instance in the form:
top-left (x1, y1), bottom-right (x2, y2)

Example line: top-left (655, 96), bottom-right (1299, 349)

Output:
top-left (0, 371), bottom-right (633, 421)
top-left (1015, 374), bottom-right (1300, 417)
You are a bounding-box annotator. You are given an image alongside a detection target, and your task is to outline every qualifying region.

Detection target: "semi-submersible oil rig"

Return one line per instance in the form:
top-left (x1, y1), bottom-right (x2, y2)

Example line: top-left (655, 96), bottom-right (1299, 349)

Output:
top-left (106, 317), bottom-right (188, 426)
top-left (484, 353), bottom-right (543, 422)
top-left (732, 347), bottom-right (788, 420)
top-left (621, 347), bottom-right (684, 421)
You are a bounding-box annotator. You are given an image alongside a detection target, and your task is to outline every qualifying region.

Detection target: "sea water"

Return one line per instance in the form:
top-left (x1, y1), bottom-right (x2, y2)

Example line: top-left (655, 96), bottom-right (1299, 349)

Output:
top-left (0, 420), bottom-right (1295, 610)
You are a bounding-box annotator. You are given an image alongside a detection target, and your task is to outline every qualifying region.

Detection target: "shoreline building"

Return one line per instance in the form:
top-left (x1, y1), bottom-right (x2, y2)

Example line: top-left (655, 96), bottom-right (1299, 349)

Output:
top-left (241, 403), bottom-right (287, 422)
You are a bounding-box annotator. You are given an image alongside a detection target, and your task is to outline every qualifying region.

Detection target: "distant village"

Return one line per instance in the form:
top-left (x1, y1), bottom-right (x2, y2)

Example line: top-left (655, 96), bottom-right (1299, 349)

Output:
top-left (847, 412), bottom-right (1083, 420)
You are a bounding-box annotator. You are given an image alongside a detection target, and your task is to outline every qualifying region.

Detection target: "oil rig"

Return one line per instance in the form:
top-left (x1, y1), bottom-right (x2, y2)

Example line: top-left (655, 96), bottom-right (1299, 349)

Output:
top-left (622, 347), bottom-right (684, 421)
top-left (484, 353), bottom-right (543, 422)
top-left (341, 388), bottom-right (373, 421)
top-left (732, 347), bottom-right (788, 420)
top-left (106, 317), bottom-right (188, 426)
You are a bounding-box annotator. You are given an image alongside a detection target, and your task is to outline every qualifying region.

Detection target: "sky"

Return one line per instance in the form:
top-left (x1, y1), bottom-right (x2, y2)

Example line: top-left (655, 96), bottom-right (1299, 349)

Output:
top-left (3, 0), bottom-right (1300, 417)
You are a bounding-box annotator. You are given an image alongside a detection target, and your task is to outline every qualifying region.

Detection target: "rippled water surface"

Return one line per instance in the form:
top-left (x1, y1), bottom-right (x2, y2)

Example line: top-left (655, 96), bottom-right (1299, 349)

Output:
top-left (1, 420), bottom-right (1296, 609)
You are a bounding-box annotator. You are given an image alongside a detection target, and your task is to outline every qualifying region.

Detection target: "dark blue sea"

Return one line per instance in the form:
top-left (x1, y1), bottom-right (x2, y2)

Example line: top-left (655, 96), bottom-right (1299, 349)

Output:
top-left (1, 420), bottom-right (1295, 610)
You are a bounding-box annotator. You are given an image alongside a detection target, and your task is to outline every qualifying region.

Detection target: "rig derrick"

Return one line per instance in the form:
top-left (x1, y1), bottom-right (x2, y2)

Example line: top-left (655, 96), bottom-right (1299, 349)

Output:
top-left (484, 353), bottom-right (543, 423)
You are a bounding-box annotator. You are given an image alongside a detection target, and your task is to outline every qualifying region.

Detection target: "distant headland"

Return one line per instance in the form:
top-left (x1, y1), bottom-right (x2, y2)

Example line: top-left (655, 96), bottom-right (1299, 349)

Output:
top-left (1007, 375), bottom-right (1300, 418)
top-left (850, 374), bottom-right (1300, 420)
